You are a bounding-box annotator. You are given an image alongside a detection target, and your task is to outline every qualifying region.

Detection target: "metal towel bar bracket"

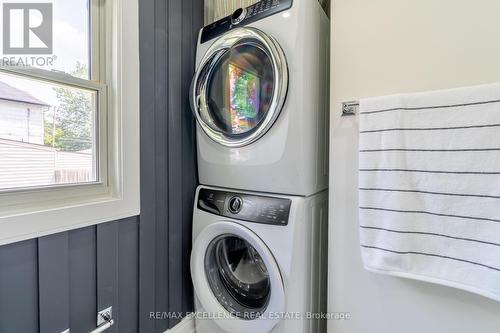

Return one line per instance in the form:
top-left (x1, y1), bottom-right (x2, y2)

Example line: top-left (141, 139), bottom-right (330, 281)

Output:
top-left (58, 307), bottom-right (114, 333)
top-left (342, 101), bottom-right (359, 116)
top-left (89, 307), bottom-right (114, 333)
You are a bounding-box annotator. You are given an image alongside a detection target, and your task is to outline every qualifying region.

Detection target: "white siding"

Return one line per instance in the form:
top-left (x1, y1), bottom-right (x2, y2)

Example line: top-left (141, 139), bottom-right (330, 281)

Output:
top-left (0, 100), bottom-right (46, 145)
top-left (0, 140), bottom-right (94, 189)
top-left (55, 151), bottom-right (93, 170)
top-left (0, 140), bottom-right (55, 189)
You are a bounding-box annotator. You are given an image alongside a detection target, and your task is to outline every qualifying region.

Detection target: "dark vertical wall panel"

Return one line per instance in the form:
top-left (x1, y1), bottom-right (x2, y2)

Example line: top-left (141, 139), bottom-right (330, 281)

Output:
top-left (38, 233), bottom-right (70, 333)
top-left (139, 0), bottom-right (202, 331)
top-left (138, 0), bottom-right (158, 330)
top-left (69, 228), bottom-right (97, 333)
top-left (0, 240), bottom-right (39, 333)
top-left (97, 221), bottom-right (119, 333)
top-left (167, 0), bottom-right (184, 326)
top-left (154, 0), bottom-right (170, 331)
top-left (0, 220), bottom-right (142, 333)
top-left (117, 217), bottom-right (140, 333)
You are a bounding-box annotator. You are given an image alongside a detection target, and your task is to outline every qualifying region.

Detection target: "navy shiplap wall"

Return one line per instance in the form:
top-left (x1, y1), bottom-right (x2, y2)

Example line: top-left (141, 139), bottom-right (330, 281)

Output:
top-left (0, 0), bottom-right (202, 332)
top-left (139, 0), bottom-right (202, 331)
top-left (0, 217), bottom-right (140, 333)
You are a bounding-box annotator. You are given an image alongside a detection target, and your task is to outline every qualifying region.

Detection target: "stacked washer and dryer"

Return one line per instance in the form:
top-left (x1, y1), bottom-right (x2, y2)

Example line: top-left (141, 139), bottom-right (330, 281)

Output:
top-left (190, 0), bottom-right (330, 332)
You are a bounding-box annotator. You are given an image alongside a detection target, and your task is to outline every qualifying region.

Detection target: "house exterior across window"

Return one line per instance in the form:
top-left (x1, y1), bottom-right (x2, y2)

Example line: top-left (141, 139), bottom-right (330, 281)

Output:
top-left (0, 81), bottom-right (49, 145)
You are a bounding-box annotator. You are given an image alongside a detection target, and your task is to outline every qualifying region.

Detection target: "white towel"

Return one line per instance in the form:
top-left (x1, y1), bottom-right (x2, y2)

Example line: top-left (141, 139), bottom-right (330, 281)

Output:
top-left (358, 82), bottom-right (500, 302)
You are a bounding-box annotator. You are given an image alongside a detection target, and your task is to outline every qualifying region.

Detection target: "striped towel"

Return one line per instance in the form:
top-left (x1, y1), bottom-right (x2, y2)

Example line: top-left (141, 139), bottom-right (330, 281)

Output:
top-left (359, 83), bottom-right (500, 301)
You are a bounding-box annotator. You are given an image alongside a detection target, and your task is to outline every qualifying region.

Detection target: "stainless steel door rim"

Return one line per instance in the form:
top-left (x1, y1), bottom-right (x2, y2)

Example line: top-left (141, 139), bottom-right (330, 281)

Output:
top-left (190, 27), bottom-right (288, 148)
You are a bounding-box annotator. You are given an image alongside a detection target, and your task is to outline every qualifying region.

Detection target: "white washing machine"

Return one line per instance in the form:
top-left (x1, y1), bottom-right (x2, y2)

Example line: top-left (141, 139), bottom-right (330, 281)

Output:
top-left (191, 186), bottom-right (328, 333)
top-left (190, 0), bottom-right (330, 196)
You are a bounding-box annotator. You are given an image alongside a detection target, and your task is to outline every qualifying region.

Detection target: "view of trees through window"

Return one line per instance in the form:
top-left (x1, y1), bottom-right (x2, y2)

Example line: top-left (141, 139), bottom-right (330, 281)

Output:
top-left (44, 64), bottom-right (93, 152)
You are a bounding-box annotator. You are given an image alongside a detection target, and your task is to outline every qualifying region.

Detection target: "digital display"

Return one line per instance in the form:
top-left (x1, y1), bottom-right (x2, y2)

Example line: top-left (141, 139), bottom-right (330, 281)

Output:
top-left (228, 63), bottom-right (260, 134)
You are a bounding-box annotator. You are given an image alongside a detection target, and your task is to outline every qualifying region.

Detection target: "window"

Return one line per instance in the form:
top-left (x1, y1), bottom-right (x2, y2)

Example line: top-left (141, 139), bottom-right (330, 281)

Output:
top-left (0, 71), bottom-right (100, 190)
top-left (0, 0), bottom-right (140, 245)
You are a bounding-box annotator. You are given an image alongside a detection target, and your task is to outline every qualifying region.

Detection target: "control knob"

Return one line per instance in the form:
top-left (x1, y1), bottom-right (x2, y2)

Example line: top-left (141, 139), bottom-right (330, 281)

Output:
top-left (228, 196), bottom-right (243, 214)
top-left (231, 8), bottom-right (247, 25)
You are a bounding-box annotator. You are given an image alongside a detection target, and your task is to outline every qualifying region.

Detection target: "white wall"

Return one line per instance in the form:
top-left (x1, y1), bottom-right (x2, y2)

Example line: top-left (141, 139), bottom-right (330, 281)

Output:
top-left (329, 1), bottom-right (500, 332)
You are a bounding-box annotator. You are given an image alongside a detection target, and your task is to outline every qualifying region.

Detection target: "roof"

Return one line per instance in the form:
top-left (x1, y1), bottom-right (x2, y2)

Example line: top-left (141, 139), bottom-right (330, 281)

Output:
top-left (0, 81), bottom-right (50, 107)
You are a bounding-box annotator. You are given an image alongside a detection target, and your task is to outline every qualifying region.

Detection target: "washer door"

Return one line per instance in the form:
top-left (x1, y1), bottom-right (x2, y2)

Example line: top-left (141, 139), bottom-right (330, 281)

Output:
top-left (190, 27), bottom-right (288, 148)
top-left (191, 222), bottom-right (285, 333)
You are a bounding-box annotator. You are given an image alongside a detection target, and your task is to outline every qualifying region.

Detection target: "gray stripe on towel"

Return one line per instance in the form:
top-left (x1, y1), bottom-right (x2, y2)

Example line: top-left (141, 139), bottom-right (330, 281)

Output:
top-left (360, 99), bottom-right (500, 115)
top-left (361, 245), bottom-right (500, 272)
top-left (359, 206), bottom-right (500, 224)
top-left (359, 188), bottom-right (500, 200)
top-left (360, 148), bottom-right (500, 153)
top-left (360, 225), bottom-right (500, 248)
top-left (360, 123), bottom-right (500, 134)
top-left (359, 169), bottom-right (500, 175)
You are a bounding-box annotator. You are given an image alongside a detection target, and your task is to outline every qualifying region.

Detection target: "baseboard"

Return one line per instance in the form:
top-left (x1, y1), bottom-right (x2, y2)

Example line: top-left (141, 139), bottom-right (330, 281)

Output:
top-left (163, 315), bottom-right (195, 333)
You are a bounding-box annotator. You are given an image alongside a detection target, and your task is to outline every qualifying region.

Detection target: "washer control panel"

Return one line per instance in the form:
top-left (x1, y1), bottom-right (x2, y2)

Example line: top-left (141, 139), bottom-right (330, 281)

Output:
top-left (200, 0), bottom-right (293, 43)
top-left (198, 188), bottom-right (292, 226)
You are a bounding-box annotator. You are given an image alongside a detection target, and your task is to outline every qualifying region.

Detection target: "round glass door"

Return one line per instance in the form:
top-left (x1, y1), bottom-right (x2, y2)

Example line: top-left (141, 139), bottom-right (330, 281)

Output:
top-left (205, 234), bottom-right (271, 320)
top-left (191, 28), bottom-right (288, 147)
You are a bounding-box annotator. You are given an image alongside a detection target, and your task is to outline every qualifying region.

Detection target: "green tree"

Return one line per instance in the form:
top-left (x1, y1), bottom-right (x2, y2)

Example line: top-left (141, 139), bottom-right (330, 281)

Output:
top-left (44, 63), bottom-right (94, 151)
top-left (44, 63), bottom-right (93, 151)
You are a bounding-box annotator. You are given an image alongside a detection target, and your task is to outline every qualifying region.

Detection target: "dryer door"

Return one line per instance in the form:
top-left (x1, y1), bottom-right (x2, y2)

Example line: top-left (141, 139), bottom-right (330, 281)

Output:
top-left (190, 27), bottom-right (288, 148)
top-left (191, 222), bottom-right (285, 333)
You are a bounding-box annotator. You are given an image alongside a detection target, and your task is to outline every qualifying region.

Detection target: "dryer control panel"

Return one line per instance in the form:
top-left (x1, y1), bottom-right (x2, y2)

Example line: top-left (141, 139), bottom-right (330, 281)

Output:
top-left (201, 0), bottom-right (293, 43)
top-left (198, 188), bottom-right (292, 226)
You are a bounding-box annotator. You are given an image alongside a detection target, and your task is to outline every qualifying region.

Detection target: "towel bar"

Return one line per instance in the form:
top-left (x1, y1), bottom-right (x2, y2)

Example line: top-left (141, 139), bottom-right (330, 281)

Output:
top-left (89, 319), bottom-right (114, 333)
top-left (89, 319), bottom-right (115, 333)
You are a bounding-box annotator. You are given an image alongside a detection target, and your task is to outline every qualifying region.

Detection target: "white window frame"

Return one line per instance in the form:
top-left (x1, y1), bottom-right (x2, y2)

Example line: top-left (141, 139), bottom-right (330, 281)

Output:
top-left (0, 0), bottom-right (140, 245)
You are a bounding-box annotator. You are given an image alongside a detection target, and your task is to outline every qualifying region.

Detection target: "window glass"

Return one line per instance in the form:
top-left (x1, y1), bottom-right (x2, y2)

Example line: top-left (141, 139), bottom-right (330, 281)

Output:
top-left (0, 71), bottom-right (97, 190)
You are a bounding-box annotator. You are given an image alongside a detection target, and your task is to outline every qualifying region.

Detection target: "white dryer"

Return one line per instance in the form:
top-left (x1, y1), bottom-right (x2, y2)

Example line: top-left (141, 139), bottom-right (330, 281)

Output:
top-left (191, 186), bottom-right (328, 333)
top-left (190, 0), bottom-right (330, 196)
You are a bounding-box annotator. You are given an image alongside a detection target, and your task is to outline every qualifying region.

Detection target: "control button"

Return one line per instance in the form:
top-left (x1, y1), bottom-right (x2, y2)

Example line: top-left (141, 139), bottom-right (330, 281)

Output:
top-left (228, 196), bottom-right (243, 214)
top-left (231, 8), bottom-right (247, 25)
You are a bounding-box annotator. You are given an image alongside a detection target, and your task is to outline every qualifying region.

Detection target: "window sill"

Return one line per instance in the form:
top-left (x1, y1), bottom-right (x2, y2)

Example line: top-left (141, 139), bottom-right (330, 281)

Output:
top-left (0, 196), bottom-right (139, 245)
